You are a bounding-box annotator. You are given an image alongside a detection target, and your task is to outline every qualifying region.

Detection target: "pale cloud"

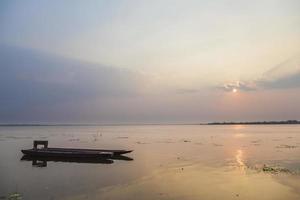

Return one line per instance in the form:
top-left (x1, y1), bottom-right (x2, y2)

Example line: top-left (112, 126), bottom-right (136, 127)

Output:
top-left (258, 72), bottom-right (300, 90)
top-left (258, 56), bottom-right (300, 89)
top-left (219, 56), bottom-right (300, 92)
top-left (0, 45), bottom-right (144, 123)
top-left (218, 81), bottom-right (257, 92)
top-left (1, 1), bottom-right (300, 123)
top-left (1, 0), bottom-right (299, 84)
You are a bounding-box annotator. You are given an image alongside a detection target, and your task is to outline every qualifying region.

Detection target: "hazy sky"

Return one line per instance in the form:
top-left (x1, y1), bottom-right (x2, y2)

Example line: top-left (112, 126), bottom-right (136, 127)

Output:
top-left (0, 0), bottom-right (300, 123)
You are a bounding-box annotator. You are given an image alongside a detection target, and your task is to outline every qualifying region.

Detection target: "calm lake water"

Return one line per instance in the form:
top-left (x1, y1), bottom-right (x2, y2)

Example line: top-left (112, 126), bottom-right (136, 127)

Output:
top-left (0, 125), bottom-right (300, 200)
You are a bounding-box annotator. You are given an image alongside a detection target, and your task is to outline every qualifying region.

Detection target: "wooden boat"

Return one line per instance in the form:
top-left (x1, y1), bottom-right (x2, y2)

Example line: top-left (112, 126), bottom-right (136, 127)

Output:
top-left (21, 154), bottom-right (133, 163)
top-left (21, 140), bottom-right (133, 158)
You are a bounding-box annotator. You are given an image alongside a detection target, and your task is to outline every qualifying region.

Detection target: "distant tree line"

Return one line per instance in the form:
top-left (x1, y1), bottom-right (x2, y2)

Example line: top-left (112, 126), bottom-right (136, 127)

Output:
top-left (207, 120), bottom-right (300, 125)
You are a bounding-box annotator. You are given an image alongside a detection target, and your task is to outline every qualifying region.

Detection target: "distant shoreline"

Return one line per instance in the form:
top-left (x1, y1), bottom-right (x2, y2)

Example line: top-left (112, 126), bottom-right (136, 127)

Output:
top-left (205, 120), bottom-right (300, 125)
top-left (0, 120), bottom-right (300, 126)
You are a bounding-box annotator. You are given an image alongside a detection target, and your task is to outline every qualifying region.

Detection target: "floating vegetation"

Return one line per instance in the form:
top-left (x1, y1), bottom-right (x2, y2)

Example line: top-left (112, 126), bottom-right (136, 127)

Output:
top-left (212, 143), bottom-right (223, 147)
top-left (8, 193), bottom-right (22, 200)
top-left (158, 192), bottom-right (165, 196)
top-left (136, 141), bottom-right (148, 144)
top-left (262, 164), bottom-right (290, 174)
top-left (116, 136), bottom-right (129, 139)
top-left (156, 140), bottom-right (174, 144)
top-left (92, 132), bottom-right (102, 141)
top-left (240, 161), bottom-right (300, 175)
top-left (250, 140), bottom-right (261, 146)
top-left (276, 144), bottom-right (298, 149)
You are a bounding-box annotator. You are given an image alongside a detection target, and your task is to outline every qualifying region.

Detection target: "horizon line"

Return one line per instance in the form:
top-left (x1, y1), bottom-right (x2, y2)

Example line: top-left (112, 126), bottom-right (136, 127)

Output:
top-left (0, 120), bottom-right (299, 126)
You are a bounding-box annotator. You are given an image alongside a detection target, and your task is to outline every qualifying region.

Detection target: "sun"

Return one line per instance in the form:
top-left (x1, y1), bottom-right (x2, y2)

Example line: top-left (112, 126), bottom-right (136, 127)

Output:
top-left (232, 88), bottom-right (237, 93)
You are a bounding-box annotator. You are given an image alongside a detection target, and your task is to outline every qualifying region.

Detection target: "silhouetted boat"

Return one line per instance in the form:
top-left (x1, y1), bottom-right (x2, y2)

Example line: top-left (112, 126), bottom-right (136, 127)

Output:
top-left (21, 140), bottom-right (133, 158)
top-left (21, 154), bottom-right (133, 163)
top-left (21, 153), bottom-right (133, 167)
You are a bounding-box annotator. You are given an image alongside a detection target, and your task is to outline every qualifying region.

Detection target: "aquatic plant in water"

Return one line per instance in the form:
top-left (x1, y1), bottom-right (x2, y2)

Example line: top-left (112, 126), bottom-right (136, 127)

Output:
top-left (262, 164), bottom-right (290, 174)
top-left (7, 193), bottom-right (22, 200)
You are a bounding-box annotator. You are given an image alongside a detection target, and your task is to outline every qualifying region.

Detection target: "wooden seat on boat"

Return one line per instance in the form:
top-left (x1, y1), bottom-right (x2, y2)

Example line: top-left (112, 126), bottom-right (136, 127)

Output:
top-left (33, 140), bottom-right (48, 149)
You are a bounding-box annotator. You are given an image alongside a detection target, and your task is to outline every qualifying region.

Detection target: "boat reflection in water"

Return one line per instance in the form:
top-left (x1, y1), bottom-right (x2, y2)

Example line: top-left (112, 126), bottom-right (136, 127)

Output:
top-left (21, 154), bottom-right (133, 167)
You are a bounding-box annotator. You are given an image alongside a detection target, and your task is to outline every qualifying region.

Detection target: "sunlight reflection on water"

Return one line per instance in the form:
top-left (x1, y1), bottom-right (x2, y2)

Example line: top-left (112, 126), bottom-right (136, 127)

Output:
top-left (235, 149), bottom-right (246, 171)
top-left (0, 125), bottom-right (300, 200)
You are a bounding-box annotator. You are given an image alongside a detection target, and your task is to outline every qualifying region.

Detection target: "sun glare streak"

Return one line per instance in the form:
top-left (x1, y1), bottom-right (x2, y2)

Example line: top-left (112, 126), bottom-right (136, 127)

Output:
top-left (233, 125), bottom-right (245, 130)
top-left (232, 88), bottom-right (237, 93)
top-left (235, 149), bottom-right (246, 172)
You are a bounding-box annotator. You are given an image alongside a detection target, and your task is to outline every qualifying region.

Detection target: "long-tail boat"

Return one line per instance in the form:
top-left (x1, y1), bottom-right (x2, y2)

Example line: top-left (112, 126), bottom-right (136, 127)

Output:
top-left (21, 141), bottom-right (133, 158)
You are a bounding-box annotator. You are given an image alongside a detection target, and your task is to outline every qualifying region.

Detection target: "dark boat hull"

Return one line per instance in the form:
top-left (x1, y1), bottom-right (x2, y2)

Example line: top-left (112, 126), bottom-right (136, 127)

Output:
top-left (21, 148), bottom-right (132, 158)
top-left (21, 154), bottom-right (133, 163)
top-left (21, 155), bottom-right (114, 164)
